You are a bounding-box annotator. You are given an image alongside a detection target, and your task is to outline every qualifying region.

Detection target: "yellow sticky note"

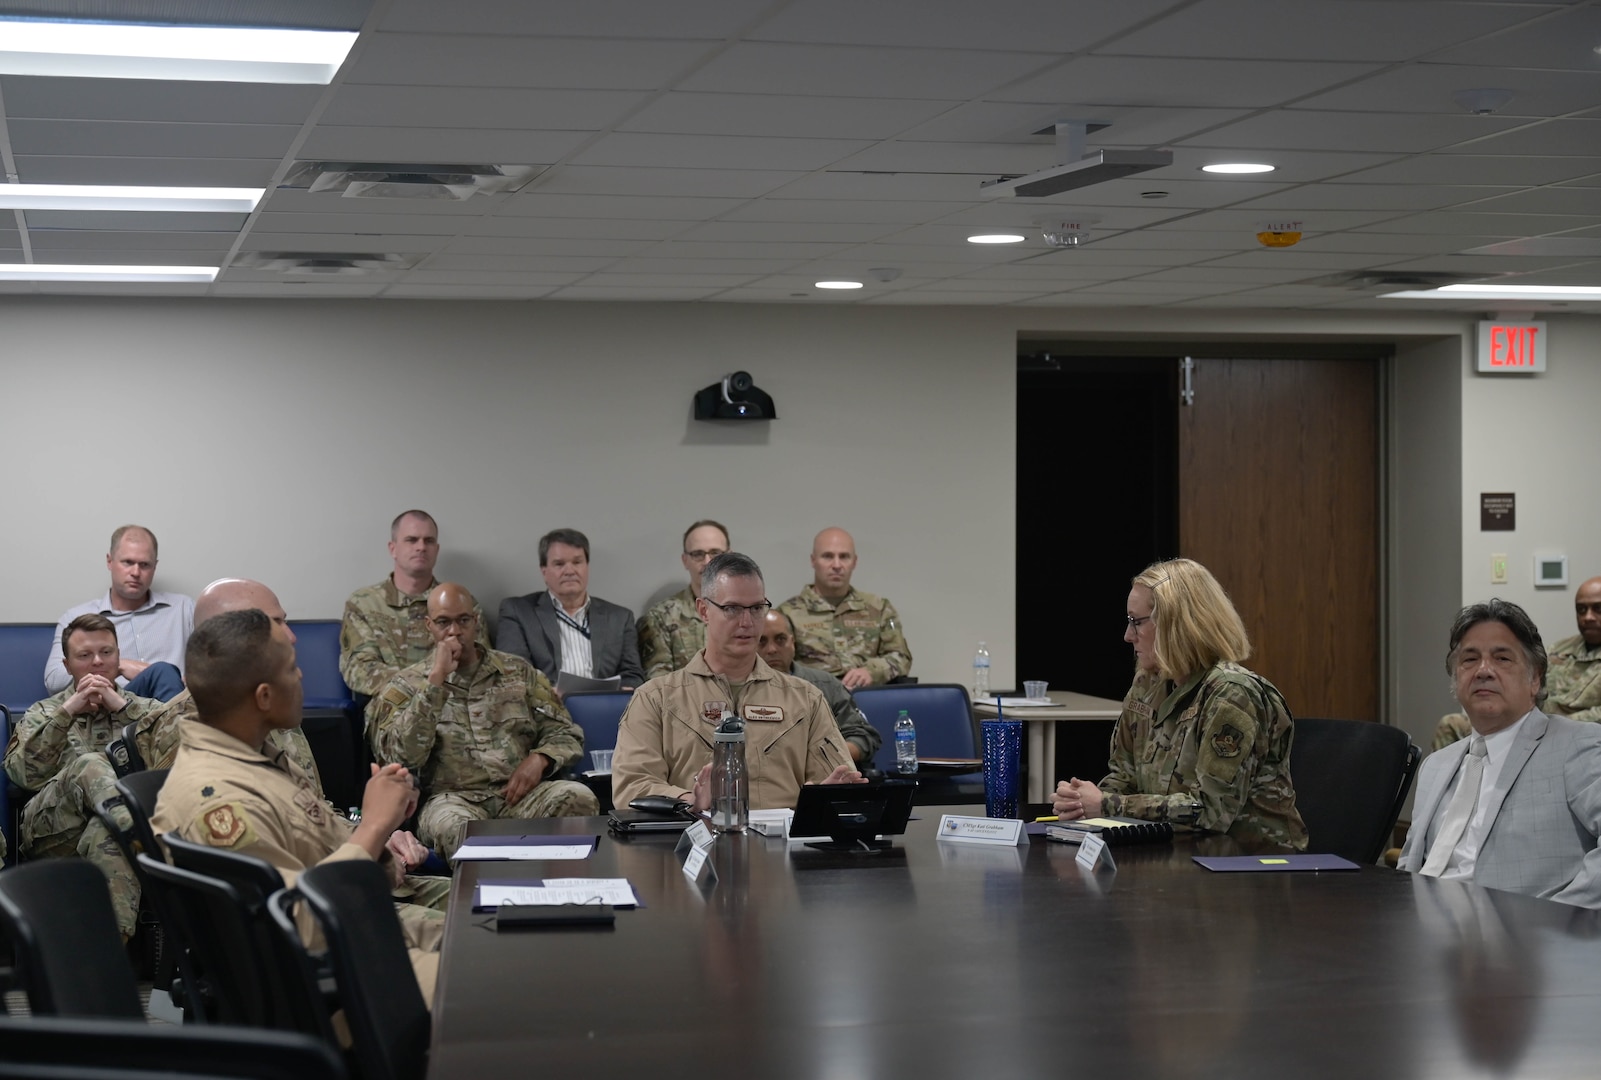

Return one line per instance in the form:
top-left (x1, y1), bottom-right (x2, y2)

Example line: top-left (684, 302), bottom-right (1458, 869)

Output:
top-left (1080, 818), bottom-right (1124, 828)
top-left (1259, 858), bottom-right (1289, 865)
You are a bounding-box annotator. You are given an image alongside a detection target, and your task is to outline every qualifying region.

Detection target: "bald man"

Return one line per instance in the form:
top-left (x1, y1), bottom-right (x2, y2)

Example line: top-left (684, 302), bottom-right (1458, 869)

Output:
top-left (780, 527), bottom-right (912, 690)
top-left (1433, 576), bottom-right (1601, 749)
top-left (366, 583), bottom-right (598, 858)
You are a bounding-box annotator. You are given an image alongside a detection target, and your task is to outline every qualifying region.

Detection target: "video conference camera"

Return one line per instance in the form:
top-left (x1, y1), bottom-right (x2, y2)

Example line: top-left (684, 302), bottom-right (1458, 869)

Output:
top-left (694, 370), bottom-right (776, 421)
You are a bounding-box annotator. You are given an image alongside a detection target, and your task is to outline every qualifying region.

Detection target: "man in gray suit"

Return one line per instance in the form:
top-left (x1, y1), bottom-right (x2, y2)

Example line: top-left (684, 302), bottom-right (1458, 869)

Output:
top-left (496, 528), bottom-right (645, 692)
top-left (1399, 598), bottom-right (1601, 908)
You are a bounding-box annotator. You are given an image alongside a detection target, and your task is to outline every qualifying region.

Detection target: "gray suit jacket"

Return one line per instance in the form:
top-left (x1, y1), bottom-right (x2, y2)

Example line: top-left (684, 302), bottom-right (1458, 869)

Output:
top-left (495, 592), bottom-right (645, 688)
top-left (1398, 709), bottom-right (1601, 907)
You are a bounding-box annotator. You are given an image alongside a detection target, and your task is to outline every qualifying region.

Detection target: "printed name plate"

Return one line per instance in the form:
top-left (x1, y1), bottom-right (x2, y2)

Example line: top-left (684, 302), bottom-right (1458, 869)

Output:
top-left (1076, 833), bottom-right (1116, 872)
top-left (681, 843), bottom-right (717, 885)
top-left (936, 814), bottom-right (1028, 846)
top-left (675, 820), bottom-right (716, 854)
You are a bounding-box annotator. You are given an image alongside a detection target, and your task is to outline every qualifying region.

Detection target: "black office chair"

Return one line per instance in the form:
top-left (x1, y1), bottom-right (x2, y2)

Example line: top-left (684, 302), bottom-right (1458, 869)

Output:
top-left (0, 860), bottom-right (145, 1018)
top-left (0, 1015), bottom-right (347, 1080)
top-left (113, 768), bottom-right (169, 859)
top-left (1289, 717), bottom-right (1421, 864)
top-left (852, 683), bottom-right (985, 804)
top-left (93, 778), bottom-right (180, 994)
top-left (137, 837), bottom-right (336, 1039)
top-left (292, 860), bottom-right (430, 1080)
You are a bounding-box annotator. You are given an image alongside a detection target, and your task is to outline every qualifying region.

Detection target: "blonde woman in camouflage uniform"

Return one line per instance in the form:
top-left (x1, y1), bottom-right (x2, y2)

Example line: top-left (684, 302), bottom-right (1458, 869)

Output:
top-left (1051, 558), bottom-right (1308, 851)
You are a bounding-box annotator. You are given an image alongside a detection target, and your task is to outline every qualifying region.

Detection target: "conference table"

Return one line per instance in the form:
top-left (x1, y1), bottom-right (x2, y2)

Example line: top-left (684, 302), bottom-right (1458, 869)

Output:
top-left (973, 691), bottom-right (1124, 802)
top-left (428, 813), bottom-right (1601, 1079)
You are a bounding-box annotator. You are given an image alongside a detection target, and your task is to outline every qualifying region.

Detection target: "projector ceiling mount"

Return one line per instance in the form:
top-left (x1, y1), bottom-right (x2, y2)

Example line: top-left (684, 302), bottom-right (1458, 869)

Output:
top-left (981, 121), bottom-right (1173, 199)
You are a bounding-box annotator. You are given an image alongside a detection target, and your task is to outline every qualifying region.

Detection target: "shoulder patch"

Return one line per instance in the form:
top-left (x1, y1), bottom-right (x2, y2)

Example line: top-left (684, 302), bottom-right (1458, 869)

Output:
top-left (1210, 724), bottom-right (1246, 759)
top-left (197, 802), bottom-right (255, 848)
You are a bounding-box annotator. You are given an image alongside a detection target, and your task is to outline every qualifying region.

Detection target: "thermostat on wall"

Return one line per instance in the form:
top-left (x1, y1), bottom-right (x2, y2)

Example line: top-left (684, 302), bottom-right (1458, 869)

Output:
top-left (1534, 554), bottom-right (1567, 588)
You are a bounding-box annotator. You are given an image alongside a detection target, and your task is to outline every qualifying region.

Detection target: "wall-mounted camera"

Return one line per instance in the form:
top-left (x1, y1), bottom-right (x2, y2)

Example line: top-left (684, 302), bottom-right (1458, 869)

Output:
top-left (694, 370), bottom-right (777, 421)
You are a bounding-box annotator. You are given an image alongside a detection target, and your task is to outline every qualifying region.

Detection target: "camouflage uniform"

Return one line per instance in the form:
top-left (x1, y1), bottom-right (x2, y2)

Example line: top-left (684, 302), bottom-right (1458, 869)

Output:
top-left (338, 576), bottom-right (488, 698)
top-left (1100, 663), bottom-right (1308, 851)
top-left (151, 718), bottom-right (442, 1005)
top-left (1432, 633), bottom-right (1601, 750)
top-left (613, 654), bottom-right (854, 810)
top-left (638, 587), bottom-right (705, 680)
top-left (787, 662), bottom-right (882, 765)
top-left (135, 689), bottom-right (321, 785)
top-left (2, 688), bottom-right (161, 938)
top-left (367, 648), bottom-right (597, 857)
top-left (779, 585), bottom-right (913, 685)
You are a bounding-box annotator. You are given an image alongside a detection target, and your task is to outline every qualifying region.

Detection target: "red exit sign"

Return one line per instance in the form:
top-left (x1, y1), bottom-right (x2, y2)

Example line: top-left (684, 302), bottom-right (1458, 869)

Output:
top-left (1477, 320), bottom-right (1547, 373)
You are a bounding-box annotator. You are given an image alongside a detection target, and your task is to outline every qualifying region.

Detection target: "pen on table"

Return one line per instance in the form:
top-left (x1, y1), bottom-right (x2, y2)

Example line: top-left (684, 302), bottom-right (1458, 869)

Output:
top-left (1035, 815), bottom-right (1059, 822)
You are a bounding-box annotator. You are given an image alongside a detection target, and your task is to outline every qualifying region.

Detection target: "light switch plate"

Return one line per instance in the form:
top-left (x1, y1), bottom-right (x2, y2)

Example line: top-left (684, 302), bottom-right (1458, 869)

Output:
top-left (1491, 553), bottom-right (1508, 585)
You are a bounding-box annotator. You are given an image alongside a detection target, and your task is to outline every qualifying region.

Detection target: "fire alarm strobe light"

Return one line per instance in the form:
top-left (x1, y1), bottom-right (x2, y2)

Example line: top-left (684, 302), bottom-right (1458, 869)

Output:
top-left (1255, 220), bottom-right (1303, 248)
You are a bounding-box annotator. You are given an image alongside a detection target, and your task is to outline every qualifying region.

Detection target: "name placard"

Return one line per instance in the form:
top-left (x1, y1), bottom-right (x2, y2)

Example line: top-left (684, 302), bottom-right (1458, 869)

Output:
top-left (937, 814), bottom-right (1028, 846)
top-left (681, 843), bottom-right (716, 884)
top-left (675, 820), bottom-right (715, 855)
top-left (1076, 833), bottom-right (1116, 872)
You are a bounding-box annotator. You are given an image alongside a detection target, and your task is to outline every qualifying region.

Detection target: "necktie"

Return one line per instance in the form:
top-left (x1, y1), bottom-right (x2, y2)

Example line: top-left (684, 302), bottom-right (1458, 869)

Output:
top-left (1421, 735), bottom-right (1488, 877)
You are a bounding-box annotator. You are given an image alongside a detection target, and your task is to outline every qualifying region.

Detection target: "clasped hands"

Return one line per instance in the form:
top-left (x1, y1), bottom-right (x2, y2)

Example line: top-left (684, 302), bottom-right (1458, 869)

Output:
top-left (1052, 777), bottom-right (1104, 821)
top-left (64, 673), bottom-right (127, 716)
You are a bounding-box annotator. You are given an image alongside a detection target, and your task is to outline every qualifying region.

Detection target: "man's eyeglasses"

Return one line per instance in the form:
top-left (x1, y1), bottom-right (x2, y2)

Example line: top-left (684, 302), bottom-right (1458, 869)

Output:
top-left (685, 548), bottom-right (728, 561)
top-left (705, 598), bottom-right (772, 620)
top-left (430, 614), bottom-right (478, 630)
top-left (1125, 615), bottom-right (1153, 632)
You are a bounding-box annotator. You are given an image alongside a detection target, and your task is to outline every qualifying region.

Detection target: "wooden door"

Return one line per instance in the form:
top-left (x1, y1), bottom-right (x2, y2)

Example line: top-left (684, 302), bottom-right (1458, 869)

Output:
top-left (1178, 358), bottom-right (1379, 721)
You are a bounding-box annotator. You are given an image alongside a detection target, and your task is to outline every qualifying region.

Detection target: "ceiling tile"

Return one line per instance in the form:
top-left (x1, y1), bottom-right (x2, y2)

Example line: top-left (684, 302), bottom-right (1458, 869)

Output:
top-left (379, 284), bottom-right (562, 298)
top-left (441, 236), bottom-right (651, 258)
top-left (532, 165), bottom-right (805, 198)
top-left (725, 199), bottom-right (975, 224)
top-left (12, 156), bottom-right (279, 187)
top-left (299, 127), bottom-right (592, 162)
top-left (499, 193), bottom-right (746, 219)
top-left (1435, 119), bottom-right (1601, 157)
top-left (679, 42), bottom-right (1055, 99)
top-left (380, 0), bottom-right (757, 37)
top-left (1103, 0), bottom-right (1543, 62)
top-left (1329, 155), bottom-right (1601, 186)
top-left (751, 0), bottom-right (1178, 51)
top-left (22, 210), bottom-right (246, 232)
top-left (673, 220), bottom-right (901, 243)
top-left (1429, 4), bottom-right (1601, 70)
top-left (345, 34), bottom-right (715, 89)
top-left (571, 132), bottom-right (873, 171)
top-left (7, 120), bottom-right (299, 159)
top-left (0, 76), bottom-right (323, 124)
top-left (1234, 184), bottom-right (1513, 213)
top-left (995, 57), bottom-right (1383, 108)
top-left (1177, 110), bottom-right (1525, 154)
top-left (319, 86), bottom-right (648, 130)
top-left (619, 92), bottom-right (957, 140)
top-left (1291, 64), bottom-right (1601, 117)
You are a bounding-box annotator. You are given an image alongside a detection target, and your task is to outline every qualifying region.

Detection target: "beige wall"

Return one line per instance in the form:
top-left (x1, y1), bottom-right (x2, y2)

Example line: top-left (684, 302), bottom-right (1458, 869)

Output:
top-left (1, 296), bottom-right (1596, 716)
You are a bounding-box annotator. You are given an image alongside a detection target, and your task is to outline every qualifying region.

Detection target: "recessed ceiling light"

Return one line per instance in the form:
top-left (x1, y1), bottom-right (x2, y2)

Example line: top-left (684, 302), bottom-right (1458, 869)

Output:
top-left (1382, 284), bottom-right (1601, 300)
top-left (1201, 163), bottom-right (1275, 174)
top-left (0, 184), bottom-right (264, 212)
top-left (0, 264), bottom-right (219, 282)
top-left (967, 233), bottom-right (1026, 244)
top-left (815, 280), bottom-right (864, 289)
top-left (0, 19), bottom-right (359, 84)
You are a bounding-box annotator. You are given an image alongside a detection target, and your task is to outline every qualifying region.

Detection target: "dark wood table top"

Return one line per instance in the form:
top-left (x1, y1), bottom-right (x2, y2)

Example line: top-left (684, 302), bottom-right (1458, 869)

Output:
top-left (429, 813), bottom-right (1601, 1079)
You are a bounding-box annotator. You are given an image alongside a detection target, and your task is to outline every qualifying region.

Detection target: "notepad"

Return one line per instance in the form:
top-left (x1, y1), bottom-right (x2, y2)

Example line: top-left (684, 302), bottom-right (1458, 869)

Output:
top-left (473, 877), bottom-right (639, 910)
top-left (1045, 817), bottom-right (1173, 845)
top-left (452, 835), bottom-right (599, 861)
top-left (1192, 854), bottom-right (1360, 872)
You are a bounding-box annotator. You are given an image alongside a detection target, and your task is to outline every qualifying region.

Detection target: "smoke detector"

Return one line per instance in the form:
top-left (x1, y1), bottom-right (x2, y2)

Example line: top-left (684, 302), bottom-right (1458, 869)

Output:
top-left (279, 162), bottom-right (544, 201)
top-left (1452, 88), bottom-right (1515, 115)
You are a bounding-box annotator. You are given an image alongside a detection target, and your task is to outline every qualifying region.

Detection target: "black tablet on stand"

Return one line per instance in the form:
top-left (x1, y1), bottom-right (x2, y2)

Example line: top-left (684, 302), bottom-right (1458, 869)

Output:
top-left (790, 781), bottom-right (915, 854)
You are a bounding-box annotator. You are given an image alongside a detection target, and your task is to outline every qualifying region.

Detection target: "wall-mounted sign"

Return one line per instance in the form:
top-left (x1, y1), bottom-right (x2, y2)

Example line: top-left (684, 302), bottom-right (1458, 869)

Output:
top-left (1481, 493), bottom-right (1516, 531)
top-left (1477, 321), bottom-right (1546, 373)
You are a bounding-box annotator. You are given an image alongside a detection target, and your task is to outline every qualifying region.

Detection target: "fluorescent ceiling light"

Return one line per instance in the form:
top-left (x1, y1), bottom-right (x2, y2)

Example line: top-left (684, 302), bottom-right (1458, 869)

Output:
top-left (1201, 162), bottom-right (1275, 174)
top-left (967, 233), bottom-right (1026, 244)
top-left (815, 280), bottom-right (864, 289)
top-left (0, 264), bottom-right (218, 282)
top-left (0, 184), bottom-right (263, 212)
top-left (1381, 284), bottom-right (1601, 301)
top-left (0, 19), bottom-right (358, 83)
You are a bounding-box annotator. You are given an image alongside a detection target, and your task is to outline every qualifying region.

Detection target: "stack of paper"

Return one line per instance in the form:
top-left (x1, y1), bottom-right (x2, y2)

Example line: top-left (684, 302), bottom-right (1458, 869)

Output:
top-left (452, 835), bottom-right (598, 861)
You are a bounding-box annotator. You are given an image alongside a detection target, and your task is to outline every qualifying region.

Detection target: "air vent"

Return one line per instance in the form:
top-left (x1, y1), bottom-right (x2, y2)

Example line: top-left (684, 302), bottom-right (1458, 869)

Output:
top-left (232, 252), bottom-right (419, 275)
top-left (279, 162), bottom-right (544, 201)
top-left (1311, 270), bottom-right (1494, 291)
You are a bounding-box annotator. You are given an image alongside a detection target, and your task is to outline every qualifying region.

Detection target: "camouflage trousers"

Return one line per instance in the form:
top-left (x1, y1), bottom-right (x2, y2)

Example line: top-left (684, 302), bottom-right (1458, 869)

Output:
top-left (419, 780), bottom-right (599, 860)
top-left (19, 751), bottom-right (139, 940)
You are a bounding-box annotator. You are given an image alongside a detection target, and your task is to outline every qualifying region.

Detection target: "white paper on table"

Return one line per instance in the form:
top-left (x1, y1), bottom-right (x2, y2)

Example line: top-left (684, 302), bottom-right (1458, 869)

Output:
top-left (452, 843), bottom-right (597, 861)
top-left (983, 696), bottom-right (1054, 707)
top-left (479, 878), bottom-right (638, 907)
top-left (749, 809), bottom-right (794, 838)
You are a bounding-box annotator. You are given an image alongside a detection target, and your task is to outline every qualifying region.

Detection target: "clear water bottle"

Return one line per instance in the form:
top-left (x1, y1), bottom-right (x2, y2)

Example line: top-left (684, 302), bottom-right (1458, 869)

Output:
top-left (894, 710), bottom-right (918, 774)
top-left (710, 715), bottom-right (749, 833)
top-left (973, 641), bottom-right (991, 699)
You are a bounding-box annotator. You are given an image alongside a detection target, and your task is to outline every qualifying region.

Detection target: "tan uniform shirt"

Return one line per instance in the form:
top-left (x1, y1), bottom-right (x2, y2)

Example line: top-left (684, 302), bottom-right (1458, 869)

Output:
top-left (613, 653), bottom-right (854, 810)
top-left (150, 719), bottom-right (442, 957)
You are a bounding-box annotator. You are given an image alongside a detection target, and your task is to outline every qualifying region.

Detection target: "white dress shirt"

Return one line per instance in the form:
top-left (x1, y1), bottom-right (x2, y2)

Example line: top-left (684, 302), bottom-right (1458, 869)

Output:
top-left (549, 591), bottom-right (593, 679)
top-left (1438, 711), bottom-right (1531, 882)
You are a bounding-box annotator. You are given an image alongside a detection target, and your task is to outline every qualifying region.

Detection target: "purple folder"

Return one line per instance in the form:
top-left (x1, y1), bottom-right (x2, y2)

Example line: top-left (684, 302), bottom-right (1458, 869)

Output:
top-left (1193, 854), bottom-right (1360, 872)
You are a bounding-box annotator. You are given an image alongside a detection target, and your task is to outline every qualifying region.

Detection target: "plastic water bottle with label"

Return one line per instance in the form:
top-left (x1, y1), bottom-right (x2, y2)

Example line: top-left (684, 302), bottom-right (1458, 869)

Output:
top-left (894, 710), bottom-right (918, 774)
top-left (973, 641), bottom-right (991, 699)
